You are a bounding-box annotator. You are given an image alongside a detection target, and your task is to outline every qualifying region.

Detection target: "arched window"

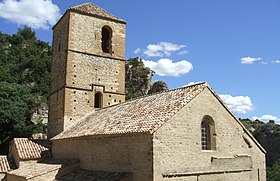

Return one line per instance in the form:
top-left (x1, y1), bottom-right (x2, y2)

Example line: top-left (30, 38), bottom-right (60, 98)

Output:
top-left (94, 92), bottom-right (102, 108)
top-left (101, 26), bottom-right (112, 53)
top-left (201, 116), bottom-right (216, 150)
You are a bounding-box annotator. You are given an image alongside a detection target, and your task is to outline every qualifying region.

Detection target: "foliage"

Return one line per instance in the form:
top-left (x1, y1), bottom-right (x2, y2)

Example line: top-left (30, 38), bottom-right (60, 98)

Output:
top-left (0, 27), bottom-right (51, 154)
top-left (240, 118), bottom-right (280, 137)
top-left (125, 57), bottom-right (169, 100)
top-left (240, 118), bottom-right (280, 179)
top-left (148, 81), bottom-right (168, 94)
top-left (125, 57), bottom-right (153, 100)
top-left (267, 161), bottom-right (280, 181)
top-left (0, 82), bottom-right (36, 154)
top-left (0, 26), bottom-right (51, 100)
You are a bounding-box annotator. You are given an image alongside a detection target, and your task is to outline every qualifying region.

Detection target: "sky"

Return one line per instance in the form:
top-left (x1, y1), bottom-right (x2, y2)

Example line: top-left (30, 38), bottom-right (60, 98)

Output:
top-left (0, 0), bottom-right (279, 123)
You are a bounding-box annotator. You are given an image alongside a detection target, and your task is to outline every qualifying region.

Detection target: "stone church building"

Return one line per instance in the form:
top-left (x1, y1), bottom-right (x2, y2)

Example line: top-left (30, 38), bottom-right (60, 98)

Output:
top-left (4, 2), bottom-right (266, 181)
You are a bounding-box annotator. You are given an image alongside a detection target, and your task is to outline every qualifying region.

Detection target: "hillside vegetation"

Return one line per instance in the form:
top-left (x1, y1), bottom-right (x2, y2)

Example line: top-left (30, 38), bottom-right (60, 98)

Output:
top-left (0, 27), bottom-right (51, 154)
top-left (240, 118), bottom-right (280, 180)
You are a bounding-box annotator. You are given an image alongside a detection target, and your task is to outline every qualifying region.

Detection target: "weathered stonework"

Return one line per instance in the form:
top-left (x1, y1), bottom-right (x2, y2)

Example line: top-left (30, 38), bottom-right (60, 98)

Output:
top-left (48, 4), bottom-right (126, 138)
top-left (153, 88), bottom-right (266, 181)
top-left (53, 134), bottom-right (153, 181)
top-left (51, 87), bottom-right (266, 181)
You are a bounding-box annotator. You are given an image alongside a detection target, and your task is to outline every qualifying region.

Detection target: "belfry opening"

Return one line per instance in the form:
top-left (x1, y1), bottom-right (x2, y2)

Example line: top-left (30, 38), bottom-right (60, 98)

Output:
top-left (101, 26), bottom-right (112, 53)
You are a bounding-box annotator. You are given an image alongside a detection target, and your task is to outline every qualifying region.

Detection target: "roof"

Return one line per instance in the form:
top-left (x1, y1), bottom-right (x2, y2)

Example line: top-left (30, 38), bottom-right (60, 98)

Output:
top-left (7, 159), bottom-right (79, 179)
top-left (54, 82), bottom-right (207, 140)
top-left (0, 156), bottom-right (12, 173)
top-left (11, 138), bottom-right (51, 160)
top-left (55, 169), bottom-right (131, 181)
top-left (69, 2), bottom-right (126, 24)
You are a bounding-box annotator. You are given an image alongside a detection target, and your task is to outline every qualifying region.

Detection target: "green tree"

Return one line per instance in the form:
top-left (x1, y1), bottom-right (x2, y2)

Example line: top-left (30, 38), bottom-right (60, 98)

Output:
top-left (0, 82), bottom-right (35, 154)
top-left (125, 57), bottom-right (169, 100)
top-left (0, 27), bottom-right (51, 154)
top-left (0, 26), bottom-right (51, 100)
top-left (125, 57), bottom-right (154, 100)
top-left (267, 162), bottom-right (280, 181)
top-left (148, 81), bottom-right (168, 94)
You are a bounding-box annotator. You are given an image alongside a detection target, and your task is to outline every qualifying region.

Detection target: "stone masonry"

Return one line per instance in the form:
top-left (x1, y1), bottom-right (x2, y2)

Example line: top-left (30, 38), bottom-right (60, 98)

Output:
top-left (48, 3), bottom-right (126, 138)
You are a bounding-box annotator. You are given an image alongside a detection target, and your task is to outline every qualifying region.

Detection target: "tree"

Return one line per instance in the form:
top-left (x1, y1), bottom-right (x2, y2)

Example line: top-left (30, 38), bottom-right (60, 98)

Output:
top-left (125, 57), bottom-right (169, 100)
top-left (267, 161), bottom-right (280, 181)
top-left (125, 57), bottom-right (153, 100)
top-left (148, 81), bottom-right (168, 94)
top-left (0, 27), bottom-right (51, 154)
top-left (0, 26), bottom-right (51, 100)
top-left (0, 82), bottom-right (35, 154)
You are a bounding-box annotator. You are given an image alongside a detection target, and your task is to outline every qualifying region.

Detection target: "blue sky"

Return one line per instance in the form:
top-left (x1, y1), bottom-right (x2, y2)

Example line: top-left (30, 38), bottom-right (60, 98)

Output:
top-left (0, 0), bottom-right (279, 122)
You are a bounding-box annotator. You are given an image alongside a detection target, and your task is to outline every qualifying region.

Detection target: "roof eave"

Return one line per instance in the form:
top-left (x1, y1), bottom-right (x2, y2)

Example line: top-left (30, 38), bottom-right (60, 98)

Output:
top-left (52, 131), bottom-right (151, 141)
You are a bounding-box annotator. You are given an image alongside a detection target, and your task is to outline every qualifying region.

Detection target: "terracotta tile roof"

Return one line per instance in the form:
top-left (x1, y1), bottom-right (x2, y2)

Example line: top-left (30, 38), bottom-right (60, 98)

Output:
top-left (55, 169), bottom-right (131, 181)
top-left (69, 3), bottom-right (126, 24)
top-left (7, 159), bottom-right (79, 179)
top-left (12, 138), bottom-right (51, 160)
top-left (54, 82), bottom-right (207, 140)
top-left (0, 156), bottom-right (12, 173)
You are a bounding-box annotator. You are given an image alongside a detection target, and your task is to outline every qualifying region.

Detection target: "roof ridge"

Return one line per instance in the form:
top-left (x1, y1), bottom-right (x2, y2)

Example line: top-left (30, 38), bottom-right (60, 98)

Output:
top-left (126, 81), bottom-right (207, 101)
top-left (93, 81), bottom-right (207, 113)
top-left (69, 2), bottom-right (126, 23)
top-left (69, 2), bottom-right (92, 9)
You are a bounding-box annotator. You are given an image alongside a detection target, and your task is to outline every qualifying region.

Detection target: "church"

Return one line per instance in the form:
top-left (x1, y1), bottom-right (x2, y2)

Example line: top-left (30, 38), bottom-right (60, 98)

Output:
top-left (4, 3), bottom-right (266, 181)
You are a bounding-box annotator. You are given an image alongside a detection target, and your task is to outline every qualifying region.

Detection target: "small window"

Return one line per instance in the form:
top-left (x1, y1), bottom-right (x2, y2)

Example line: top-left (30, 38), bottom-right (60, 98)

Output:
top-left (101, 26), bottom-right (112, 53)
top-left (201, 116), bottom-right (216, 150)
top-left (94, 92), bottom-right (102, 108)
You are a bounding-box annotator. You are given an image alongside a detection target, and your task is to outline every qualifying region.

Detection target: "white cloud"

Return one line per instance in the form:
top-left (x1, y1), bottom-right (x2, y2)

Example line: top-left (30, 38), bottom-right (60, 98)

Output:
top-left (144, 42), bottom-right (186, 57)
top-left (240, 56), bottom-right (262, 64)
top-left (143, 58), bottom-right (193, 77)
top-left (134, 48), bottom-right (141, 54)
top-left (272, 60), bottom-right (280, 64)
top-left (0, 0), bottom-right (61, 29)
top-left (178, 50), bottom-right (188, 55)
top-left (182, 81), bottom-right (203, 87)
top-left (219, 94), bottom-right (254, 114)
top-left (252, 115), bottom-right (280, 123)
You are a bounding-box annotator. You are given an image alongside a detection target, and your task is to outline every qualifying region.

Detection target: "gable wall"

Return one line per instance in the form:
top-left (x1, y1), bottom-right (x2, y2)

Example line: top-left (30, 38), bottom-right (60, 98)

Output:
top-left (8, 142), bottom-right (20, 168)
top-left (153, 88), bottom-right (266, 181)
top-left (52, 134), bottom-right (153, 181)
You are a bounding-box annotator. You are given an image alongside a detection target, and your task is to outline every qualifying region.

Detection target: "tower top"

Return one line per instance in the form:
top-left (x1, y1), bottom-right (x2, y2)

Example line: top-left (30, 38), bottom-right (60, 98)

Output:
top-left (69, 2), bottom-right (126, 24)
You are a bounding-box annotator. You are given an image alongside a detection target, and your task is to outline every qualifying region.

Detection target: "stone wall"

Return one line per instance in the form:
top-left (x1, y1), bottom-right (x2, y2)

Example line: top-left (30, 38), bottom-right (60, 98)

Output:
top-left (50, 12), bottom-right (69, 93)
top-left (48, 89), bottom-right (65, 138)
top-left (68, 12), bottom-right (126, 59)
top-left (153, 88), bottom-right (266, 180)
top-left (52, 134), bottom-right (153, 181)
top-left (48, 10), bottom-right (126, 138)
top-left (48, 12), bottom-right (70, 138)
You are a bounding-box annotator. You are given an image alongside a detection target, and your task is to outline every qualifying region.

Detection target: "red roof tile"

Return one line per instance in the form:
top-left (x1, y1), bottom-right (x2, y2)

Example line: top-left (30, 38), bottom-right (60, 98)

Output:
top-left (54, 82), bottom-right (207, 140)
top-left (12, 138), bottom-right (51, 160)
top-left (0, 156), bottom-right (12, 173)
top-left (7, 159), bottom-right (78, 179)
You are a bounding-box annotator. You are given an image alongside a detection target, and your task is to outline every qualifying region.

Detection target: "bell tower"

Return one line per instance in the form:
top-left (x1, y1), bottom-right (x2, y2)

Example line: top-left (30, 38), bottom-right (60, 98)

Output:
top-left (48, 3), bottom-right (126, 138)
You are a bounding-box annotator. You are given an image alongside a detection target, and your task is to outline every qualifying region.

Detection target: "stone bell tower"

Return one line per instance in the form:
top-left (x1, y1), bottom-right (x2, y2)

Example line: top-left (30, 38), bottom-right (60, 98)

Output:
top-left (48, 3), bottom-right (126, 138)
